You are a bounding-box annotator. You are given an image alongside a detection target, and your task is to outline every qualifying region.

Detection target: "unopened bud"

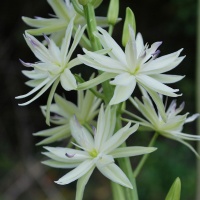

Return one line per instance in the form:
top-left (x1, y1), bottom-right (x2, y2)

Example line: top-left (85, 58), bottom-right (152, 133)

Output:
top-left (107, 0), bottom-right (119, 25)
top-left (78, 0), bottom-right (89, 6)
top-left (91, 0), bottom-right (103, 8)
top-left (122, 7), bottom-right (136, 47)
top-left (165, 177), bottom-right (181, 200)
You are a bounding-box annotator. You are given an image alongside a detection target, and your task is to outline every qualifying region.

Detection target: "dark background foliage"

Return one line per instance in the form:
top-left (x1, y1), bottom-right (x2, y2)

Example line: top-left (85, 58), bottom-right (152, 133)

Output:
top-left (0, 0), bottom-right (198, 199)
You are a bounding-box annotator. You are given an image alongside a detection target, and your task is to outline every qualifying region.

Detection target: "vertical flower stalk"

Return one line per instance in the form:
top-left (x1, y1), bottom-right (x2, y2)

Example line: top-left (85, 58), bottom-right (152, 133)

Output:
top-left (196, 0), bottom-right (200, 198)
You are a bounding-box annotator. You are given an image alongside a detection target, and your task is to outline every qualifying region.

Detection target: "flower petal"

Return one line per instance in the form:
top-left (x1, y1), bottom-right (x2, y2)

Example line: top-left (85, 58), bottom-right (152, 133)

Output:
top-left (150, 74), bottom-right (185, 84)
top-left (110, 73), bottom-right (135, 86)
top-left (136, 74), bottom-right (180, 97)
top-left (96, 162), bottom-right (132, 189)
top-left (60, 68), bottom-right (77, 91)
top-left (110, 146), bottom-right (156, 158)
top-left (102, 123), bottom-right (139, 153)
top-left (109, 77), bottom-right (136, 105)
top-left (70, 116), bottom-right (94, 151)
top-left (55, 159), bottom-right (95, 185)
top-left (96, 27), bottom-right (127, 65)
top-left (44, 146), bottom-right (90, 161)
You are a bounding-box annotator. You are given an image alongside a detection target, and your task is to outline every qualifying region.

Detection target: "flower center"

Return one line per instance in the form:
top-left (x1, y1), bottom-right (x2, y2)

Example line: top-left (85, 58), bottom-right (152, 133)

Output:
top-left (89, 149), bottom-right (98, 158)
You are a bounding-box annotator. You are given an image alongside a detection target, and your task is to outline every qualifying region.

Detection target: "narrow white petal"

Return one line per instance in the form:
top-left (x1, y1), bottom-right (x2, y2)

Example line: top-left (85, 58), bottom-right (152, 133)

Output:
top-left (60, 18), bottom-right (73, 63)
top-left (168, 131), bottom-right (200, 141)
top-left (150, 74), bottom-right (185, 83)
top-left (55, 159), bottom-right (95, 185)
top-left (141, 49), bottom-right (184, 74)
top-left (24, 32), bottom-right (51, 63)
top-left (70, 117), bottom-right (94, 151)
top-left (44, 146), bottom-right (90, 160)
top-left (83, 48), bottom-right (126, 71)
top-left (96, 27), bottom-right (127, 65)
top-left (125, 27), bottom-right (137, 69)
top-left (96, 162), bottom-right (132, 189)
top-left (22, 70), bottom-right (47, 79)
top-left (67, 57), bottom-right (82, 69)
top-left (110, 147), bottom-right (156, 158)
top-left (110, 73), bottom-right (135, 86)
top-left (136, 74), bottom-right (180, 97)
top-left (102, 123), bottom-right (139, 153)
top-left (47, 0), bottom-right (69, 19)
top-left (42, 159), bottom-right (80, 169)
top-left (16, 77), bottom-right (51, 99)
top-left (109, 77), bottom-right (136, 105)
top-left (78, 54), bottom-right (123, 73)
top-left (66, 25), bottom-right (86, 63)
top-left (95, 105), bottom-right (106, 150)
top-left (185, 113), bottom-right (200, 123)
top-left (18, 78), bottom-right (58, 106)
top-left (135, 33), bottom-right (144, 56)
top-left (60, 68), bottom-right (77, 91)
top-left (77, 72), bottom-right (116, 90)
top-left (94, 106), bottom-right (115, 151)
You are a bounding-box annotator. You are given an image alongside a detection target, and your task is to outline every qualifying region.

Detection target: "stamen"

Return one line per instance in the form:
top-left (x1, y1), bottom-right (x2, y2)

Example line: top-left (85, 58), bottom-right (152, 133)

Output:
top-left (65, 153), bottom-right (75, 158)
top-left (152, 50), bottom-right (160, 59)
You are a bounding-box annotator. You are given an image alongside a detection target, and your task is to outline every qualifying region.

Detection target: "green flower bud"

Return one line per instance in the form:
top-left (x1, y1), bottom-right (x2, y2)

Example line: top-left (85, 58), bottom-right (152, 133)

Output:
top-left (107, 0), bottom-right (119, 25)
top-left (165, 177), bottom-right (181, 200)
top-left (78, 0), bottom-right (89, 6)
top-left (122, 7), bottom-right (136, 47)
top-left (91, 0), bottom-right (103, 8)
top-left (78, 0), bottom-right (102, 7)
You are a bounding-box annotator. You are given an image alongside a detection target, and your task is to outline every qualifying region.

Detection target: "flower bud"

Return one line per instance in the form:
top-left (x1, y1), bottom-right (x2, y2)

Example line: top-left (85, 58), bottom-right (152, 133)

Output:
top-left (165, 177), bottom-right (181, 200)
top-left (91, 0), bottom-right (103, 8)
top-left (107, 0), bottom-right (119, 25)
top-left (78, 0), bottom-right (89, 6)
top-left (122, 7), bottom-right (136, 46)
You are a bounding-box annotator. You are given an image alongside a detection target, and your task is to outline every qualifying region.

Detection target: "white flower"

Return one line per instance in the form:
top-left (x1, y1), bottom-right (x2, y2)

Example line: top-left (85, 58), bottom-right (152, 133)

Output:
top-left (34, 89), bottom-right (101, 145)
top-left (129, 91), bottom-right (200, 157)
top-left (78, 26), bottom-right (185, 105)
top-left (43, 105), bottom-right (156, 199)
top-left (16, 19), bottom-right (84, 106)
top-left (22, 0), bottom-right (110, 45)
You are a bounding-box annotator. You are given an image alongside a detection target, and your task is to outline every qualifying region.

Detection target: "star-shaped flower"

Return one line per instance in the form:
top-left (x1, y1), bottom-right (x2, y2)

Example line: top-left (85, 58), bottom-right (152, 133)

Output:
top-left (16, 19), bottom-right (84, 106)
top-left (43, 105), bottom-right (156, 199)
top-left (34, 89), bottom-right (101, 145)
top-left (78, 27), bottom-right (185, 105)
top-left (128, 91), bottom-right (200, 157)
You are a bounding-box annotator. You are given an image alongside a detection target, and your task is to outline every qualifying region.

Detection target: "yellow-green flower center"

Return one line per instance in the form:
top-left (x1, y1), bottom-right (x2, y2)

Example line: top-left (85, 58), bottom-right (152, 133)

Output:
top-left (89, 149), bottom-right (98, 158)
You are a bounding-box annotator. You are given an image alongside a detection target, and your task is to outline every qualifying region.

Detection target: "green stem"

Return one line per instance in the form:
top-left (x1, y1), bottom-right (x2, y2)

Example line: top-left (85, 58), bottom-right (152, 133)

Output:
top-left (83, 3), bottom-right (101, 50)
top-left (196, 0), bottom-right (200, 198)
top-left (82, 3), bottom-right (114, 105)
top-left (108, 24), bottom-right (114, 35)
top-left (111, 182), bottom-right (126, 200)
top-left (75, 74), bottom-right (105, 100)
top-left (116, 109), bottom-right (138, 200)
top-left (118, 155), bottom-right (139, 200)
top-left (133, 132), bottom-right (158, 178)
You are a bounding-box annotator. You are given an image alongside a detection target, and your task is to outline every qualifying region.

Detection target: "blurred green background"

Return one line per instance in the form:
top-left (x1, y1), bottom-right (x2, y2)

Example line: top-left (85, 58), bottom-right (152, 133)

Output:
top-left (0, 0), bottom-right (198, 199)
